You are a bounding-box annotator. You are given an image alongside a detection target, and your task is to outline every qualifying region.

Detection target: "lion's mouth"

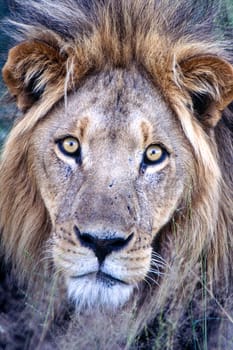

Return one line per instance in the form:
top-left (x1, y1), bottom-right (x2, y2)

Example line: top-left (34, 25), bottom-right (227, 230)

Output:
top-left (71, 271), bottom-right (127, 287)
top-left (68, 269), bottom-right (134, 309)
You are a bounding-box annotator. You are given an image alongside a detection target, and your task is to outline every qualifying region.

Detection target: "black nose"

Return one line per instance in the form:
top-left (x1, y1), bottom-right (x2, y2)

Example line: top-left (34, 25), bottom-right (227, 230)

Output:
top-left (74, 226), bottom-right (134, 264)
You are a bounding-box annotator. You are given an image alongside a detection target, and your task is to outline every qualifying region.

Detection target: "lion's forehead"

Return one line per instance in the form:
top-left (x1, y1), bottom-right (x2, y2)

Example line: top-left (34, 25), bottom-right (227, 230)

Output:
top-left (46, 68), bottom-right (179, 149)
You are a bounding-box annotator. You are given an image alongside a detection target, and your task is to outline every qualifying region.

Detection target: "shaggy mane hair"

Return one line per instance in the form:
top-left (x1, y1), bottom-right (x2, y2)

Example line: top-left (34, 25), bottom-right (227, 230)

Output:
top-left (0, 0), bottom-right (233, 349)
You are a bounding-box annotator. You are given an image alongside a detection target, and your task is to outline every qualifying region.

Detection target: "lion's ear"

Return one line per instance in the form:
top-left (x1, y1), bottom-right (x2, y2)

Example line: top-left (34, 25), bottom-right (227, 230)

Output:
top-left (2, 40), bottom-right (67, 111)
top-left (179, 55), bottom-right (233, 127)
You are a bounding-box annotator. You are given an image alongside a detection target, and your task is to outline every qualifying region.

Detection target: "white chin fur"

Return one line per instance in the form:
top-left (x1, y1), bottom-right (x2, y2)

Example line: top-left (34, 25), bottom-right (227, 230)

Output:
top-left (68, 275), bottom-right (134, 310)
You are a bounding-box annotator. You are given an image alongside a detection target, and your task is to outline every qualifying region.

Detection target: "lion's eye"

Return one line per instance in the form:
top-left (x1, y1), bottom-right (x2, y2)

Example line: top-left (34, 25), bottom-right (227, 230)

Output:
top-left (143, 144), bottom-right (167, 165)
top-left (57, 137), bottom-right (80, 157)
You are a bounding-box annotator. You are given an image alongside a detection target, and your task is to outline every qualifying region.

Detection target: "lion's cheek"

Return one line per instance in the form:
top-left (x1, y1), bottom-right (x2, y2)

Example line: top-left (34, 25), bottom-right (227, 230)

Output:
top-left (51, 240), bottom-right (99, 277)
top-left (150, 191), bottom-right (185, 236)
top-left (98, 247), bottom-right (152, 285)
top-left (38, 184), bottom-right (66, 225)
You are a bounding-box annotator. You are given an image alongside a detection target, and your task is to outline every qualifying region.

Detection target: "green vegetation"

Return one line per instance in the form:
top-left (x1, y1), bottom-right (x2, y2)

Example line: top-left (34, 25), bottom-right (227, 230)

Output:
top-left (0, 1), bottom-right (12, 146)
top-left (225, 0), bottom-right (233, 25)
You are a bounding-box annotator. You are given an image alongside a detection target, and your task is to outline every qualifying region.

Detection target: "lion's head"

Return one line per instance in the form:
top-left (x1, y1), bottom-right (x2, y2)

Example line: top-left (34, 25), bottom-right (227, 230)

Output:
top-left (0, 0), bottom-right (233, 344)
top-left (10, 68), bottom-right (197, 309)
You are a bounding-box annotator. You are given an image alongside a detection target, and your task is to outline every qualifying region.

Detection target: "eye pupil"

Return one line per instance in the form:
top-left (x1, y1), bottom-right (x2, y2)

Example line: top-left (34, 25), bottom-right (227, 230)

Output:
top-left (58, 137), bottom-right (80, 156)
top-left (150, 148), bottom-right (159, 157)
top-left (66, 140), bottom-right (75, 149)
top-left (144, 144), bottom-right (167, 165)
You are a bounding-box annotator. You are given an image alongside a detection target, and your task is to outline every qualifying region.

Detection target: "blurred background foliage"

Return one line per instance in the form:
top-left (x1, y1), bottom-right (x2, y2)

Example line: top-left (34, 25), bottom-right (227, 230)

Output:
top-left (0, 0), bottom-right (15, 147)
top-left (0, 0), bottom-right (233, 147)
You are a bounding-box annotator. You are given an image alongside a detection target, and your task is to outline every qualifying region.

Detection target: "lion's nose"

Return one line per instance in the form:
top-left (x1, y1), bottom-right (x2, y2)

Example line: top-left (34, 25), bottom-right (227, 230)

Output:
top-left (74, 226), bottom-right (134, 264)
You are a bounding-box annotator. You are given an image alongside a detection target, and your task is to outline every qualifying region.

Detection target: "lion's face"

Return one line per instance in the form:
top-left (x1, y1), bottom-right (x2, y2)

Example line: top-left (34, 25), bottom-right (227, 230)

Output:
top-left (31, 68), bottom-right (192, 309)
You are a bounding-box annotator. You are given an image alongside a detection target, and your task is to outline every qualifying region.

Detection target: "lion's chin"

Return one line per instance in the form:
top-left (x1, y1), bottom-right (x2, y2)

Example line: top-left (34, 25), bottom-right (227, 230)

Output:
top-left (67, 272), bottom-right (134, 310)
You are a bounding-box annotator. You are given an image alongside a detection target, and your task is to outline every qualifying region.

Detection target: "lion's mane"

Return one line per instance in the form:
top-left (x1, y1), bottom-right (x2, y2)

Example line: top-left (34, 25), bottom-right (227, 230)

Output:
top-left (0, 0), bottom-right (233, 349)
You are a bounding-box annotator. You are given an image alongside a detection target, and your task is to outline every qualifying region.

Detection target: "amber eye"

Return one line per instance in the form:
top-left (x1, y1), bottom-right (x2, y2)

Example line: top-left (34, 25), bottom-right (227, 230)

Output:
top-left (143, 144), bottom-right (167, 165)
top-left (57, 137), bottom-right (80, 157)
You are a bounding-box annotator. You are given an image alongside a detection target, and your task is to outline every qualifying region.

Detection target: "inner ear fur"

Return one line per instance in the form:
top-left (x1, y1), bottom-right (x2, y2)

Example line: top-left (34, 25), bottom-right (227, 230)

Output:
top-left (2, 40), bottom-right (67, 111)
top-left (179, 55), bottom-right (233, 127)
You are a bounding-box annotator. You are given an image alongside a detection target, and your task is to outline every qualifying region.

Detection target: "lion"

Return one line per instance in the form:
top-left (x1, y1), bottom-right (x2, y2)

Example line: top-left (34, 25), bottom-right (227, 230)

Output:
top-left (0, 0), bottom-right (233, 349)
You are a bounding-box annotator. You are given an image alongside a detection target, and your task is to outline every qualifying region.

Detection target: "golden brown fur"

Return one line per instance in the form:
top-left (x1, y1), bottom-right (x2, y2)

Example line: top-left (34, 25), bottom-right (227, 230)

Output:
top-left (0, 0), bottom-right (233, 348)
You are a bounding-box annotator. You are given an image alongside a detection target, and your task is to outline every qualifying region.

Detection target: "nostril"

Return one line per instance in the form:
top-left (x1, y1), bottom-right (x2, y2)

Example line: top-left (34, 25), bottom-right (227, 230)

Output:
top-left (107, 233), bottom-right (134, 251)
top-left (74, 226), bottom-right (134, 263)
top-left (74, 226), bottom-right (96, 250)
top-left (81, 234), bottom-right (94, 245)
